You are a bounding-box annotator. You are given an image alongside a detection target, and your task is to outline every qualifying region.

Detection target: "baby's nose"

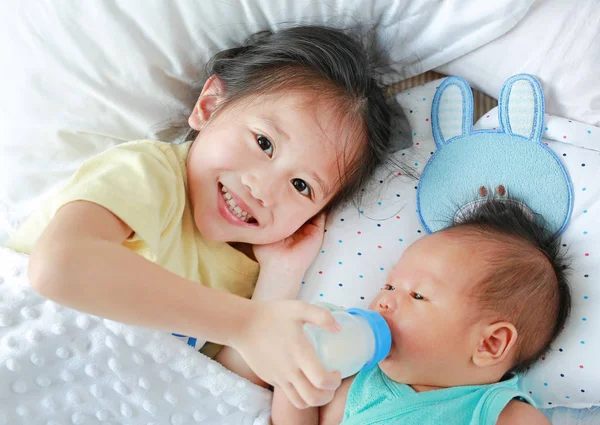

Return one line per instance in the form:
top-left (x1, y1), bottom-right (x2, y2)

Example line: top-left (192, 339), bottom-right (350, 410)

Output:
top-left (377, 295), bottom-right (397, 312)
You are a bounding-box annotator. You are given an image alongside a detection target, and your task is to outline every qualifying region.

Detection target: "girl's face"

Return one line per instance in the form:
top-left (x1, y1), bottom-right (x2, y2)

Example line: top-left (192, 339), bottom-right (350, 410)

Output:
top-left (186, 77), bottom-right (360, 245)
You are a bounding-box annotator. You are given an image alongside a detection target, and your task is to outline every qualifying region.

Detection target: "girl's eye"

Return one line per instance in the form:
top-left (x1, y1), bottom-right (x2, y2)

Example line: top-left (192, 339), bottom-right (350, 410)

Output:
top-left (411, 292), bottom-right (425, 301)
top-left (291, 178), bottom-right (312, 197)
top-left (384, 284), bottom-right (395, 291)
top-left (256, 135), bottom-right (273, 157)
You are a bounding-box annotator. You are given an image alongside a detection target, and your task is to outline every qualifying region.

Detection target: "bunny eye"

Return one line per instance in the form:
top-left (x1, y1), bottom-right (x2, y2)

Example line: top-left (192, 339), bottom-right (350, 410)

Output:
top-left (479, 186), bottom-right (488, 197)
top-left (496, 185), bottom-right (506, 196)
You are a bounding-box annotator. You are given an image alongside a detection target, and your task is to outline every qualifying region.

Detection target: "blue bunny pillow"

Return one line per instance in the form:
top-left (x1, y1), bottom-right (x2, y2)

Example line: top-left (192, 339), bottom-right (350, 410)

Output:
top-left (417, 74), bottom-right (573, 235)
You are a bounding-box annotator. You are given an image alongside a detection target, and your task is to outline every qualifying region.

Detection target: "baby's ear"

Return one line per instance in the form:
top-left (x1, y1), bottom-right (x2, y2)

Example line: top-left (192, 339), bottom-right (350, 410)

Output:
top-left (472, 322), bottom-right (518, 368)
top-left (188, 75), bottom-right (227, 130)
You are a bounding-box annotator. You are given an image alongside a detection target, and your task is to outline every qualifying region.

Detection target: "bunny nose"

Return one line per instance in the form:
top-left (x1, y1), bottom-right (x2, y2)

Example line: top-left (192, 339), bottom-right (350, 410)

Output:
top-left (479, 185), bottom-right (507, 197)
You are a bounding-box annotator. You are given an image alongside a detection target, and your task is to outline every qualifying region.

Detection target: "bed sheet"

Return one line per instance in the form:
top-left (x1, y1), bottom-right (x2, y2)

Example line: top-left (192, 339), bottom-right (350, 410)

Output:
top-left (0, 247), bottom-right (272, 425)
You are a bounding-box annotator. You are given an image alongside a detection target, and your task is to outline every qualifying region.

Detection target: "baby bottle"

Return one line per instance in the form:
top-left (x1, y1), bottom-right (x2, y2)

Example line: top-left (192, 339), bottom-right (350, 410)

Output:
top-left (304, 307), bottom-right (392, 378)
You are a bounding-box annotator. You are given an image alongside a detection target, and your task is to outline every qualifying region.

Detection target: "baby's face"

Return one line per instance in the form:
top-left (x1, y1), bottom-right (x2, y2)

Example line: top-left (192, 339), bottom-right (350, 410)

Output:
top-left (370, 229), bottom-right (488, 388)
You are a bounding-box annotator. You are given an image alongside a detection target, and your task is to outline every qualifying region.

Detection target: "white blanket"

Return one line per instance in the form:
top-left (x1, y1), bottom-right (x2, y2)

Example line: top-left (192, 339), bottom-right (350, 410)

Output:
top-left (0, 247), bottom-right (272, 425)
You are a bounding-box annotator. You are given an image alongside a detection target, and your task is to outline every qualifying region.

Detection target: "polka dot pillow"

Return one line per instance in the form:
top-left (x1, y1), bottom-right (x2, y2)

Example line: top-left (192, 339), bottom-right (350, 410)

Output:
top-left (298, 78), bottom-right (600, 409)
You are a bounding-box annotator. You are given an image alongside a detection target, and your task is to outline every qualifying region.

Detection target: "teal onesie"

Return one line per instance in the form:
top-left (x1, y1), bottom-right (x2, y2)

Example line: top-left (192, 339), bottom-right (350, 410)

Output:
top-left (342, 365), bottom-right (535, 425)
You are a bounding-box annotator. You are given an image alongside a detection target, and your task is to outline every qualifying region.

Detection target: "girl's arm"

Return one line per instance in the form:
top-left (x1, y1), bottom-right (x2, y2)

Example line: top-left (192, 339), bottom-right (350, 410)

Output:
top-left (216, 212), bottom-right (343, 411)
top-left (216, 264), bottom-right (308, 387)
top-left (29, 200), bottom-right (251, 344)
top-left (29, 201), bottom-right (341, 407)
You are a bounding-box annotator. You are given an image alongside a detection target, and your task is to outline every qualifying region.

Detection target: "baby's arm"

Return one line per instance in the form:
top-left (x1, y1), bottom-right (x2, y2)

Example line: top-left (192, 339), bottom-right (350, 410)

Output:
top-left (496, 400), bottom-right (551, 425)
top-left (271, 386), bottom-right (319, 424)
top-left (271, 376), bottom-right (355, 425)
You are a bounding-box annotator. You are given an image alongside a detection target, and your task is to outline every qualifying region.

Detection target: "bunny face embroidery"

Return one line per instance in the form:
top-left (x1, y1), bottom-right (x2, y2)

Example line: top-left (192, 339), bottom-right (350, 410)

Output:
top-left (417, 74), bottom-right (573, 236)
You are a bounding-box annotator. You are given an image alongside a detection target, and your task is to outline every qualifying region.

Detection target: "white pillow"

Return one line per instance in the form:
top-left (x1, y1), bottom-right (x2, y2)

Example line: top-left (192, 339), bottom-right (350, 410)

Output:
top-left (435, 0), bottom-right (600, 128)
top-left (0, 0), bottom-right (535, 244)
top-left (298, 78), bottom-right (600, 409)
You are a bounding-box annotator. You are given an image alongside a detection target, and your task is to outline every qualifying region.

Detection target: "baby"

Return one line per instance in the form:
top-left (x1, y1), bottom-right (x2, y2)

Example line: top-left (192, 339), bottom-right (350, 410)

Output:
top-left (220, 197), bottom-right (571, 425)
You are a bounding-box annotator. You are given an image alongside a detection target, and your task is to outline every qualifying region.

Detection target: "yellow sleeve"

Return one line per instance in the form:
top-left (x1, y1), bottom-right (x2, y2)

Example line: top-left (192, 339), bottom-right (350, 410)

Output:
top-left (6, 140), bottom-right (186, 260)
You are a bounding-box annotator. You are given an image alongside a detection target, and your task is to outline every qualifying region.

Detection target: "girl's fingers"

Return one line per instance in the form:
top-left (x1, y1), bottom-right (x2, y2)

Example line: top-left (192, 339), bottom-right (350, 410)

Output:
top-left (296, 337), bottom-right (342, 392)
top-left (294, 304), bottom-right (342, 393)
top-left (289, 367), bottom-right (337, 407)
top-left (300, 303), bottom-right (341, 334)
top-left (278, 381), bottom-right (308, 409)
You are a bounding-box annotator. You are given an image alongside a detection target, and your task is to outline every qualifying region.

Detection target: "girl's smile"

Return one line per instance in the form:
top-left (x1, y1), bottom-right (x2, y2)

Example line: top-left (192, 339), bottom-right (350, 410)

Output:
top-left (218, 183), bottom-right (258, 227)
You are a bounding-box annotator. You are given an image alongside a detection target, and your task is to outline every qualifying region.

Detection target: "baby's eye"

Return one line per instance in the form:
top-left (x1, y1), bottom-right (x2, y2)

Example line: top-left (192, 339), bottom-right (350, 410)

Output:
top-left (411, 292), bottom-right (425, 301)
top-left (291, 178), bottom-right (312, 197)
top-left (256, 135), bottom-right (274, 157)
top-left (383, 284), bottom-right (395, 291)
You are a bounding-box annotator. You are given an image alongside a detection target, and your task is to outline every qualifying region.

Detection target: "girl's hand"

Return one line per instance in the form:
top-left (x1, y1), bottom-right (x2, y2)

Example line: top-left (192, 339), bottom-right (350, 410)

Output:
top-left (253, 213), bottom-right (326, 275)
top-left (230, 299), bottom-right (342, 409)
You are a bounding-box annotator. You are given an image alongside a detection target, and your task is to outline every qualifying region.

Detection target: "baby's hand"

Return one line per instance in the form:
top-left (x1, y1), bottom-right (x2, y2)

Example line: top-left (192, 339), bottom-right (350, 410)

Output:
top-left (230, 299), bottom-right (342, 408)
top-left (253, 213), bottom-right (326, 275)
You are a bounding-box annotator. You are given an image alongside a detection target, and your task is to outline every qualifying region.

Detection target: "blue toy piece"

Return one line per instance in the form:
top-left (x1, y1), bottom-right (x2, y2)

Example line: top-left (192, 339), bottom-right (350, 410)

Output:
top-left (417, 74), bottom-right (573, 236)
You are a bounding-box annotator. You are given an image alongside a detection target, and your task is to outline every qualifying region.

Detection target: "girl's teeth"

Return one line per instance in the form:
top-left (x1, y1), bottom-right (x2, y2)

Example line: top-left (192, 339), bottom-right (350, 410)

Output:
top-left (221, 185), bottom-right (254, 221)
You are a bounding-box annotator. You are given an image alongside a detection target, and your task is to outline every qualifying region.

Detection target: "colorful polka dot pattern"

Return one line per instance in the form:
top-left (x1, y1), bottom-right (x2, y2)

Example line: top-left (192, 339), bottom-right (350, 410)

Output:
top-left (298, 79), bottom-right (600, 409)
top-left (299, 81), bottom-right (440, 309)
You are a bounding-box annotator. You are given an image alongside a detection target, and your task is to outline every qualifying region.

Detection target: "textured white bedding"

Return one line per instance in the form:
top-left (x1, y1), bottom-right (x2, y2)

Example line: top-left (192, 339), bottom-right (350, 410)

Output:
top-left (0, 247), bottom-right (273, 425)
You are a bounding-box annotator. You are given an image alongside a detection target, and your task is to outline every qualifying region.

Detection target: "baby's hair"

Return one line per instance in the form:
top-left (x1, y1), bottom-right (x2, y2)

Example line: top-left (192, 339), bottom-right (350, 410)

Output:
top-left (178, 25), bottom-right (411, 212)
top-left (450, 197), bottom-right (571, 374)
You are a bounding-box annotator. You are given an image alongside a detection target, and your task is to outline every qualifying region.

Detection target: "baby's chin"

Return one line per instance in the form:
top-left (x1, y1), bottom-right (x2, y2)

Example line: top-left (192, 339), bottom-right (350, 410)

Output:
top-left (378, 356), bottom-right (462, 393)
top-left (377, 354), bottom-right (426, 385)
top-left (378, 354), bottom-right (404, 380)
top-left (378, 359), bottom-right (436, 392)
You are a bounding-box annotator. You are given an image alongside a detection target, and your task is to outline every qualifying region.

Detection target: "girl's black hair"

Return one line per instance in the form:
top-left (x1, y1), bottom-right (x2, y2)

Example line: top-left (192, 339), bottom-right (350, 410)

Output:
top-left (167, 25), bottom-right (411, 212)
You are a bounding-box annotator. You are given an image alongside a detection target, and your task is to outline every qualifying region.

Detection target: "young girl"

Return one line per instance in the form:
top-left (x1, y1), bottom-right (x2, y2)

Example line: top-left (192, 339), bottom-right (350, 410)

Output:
top-left (5, 26), bottom-right (408, 408)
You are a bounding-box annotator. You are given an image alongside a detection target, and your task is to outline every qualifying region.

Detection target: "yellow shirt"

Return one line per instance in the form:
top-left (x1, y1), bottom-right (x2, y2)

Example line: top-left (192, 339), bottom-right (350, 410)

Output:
top-left (6, 139), bottom-right (259, 298)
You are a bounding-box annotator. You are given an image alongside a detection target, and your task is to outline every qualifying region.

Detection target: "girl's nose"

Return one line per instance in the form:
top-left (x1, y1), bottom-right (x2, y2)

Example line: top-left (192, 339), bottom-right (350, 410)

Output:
top-left (242, 172), bottom-right (276, 207)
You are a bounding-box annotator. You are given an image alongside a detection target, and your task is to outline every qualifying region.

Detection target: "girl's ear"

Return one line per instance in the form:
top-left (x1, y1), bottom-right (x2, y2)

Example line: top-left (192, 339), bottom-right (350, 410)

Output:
top-left (188, 75), bottom-right (227, 130)
top-left (472, 321), bottom-right (518, 369)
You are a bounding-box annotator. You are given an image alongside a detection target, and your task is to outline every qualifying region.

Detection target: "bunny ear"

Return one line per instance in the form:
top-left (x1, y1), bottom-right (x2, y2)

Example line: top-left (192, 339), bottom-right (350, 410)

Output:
top-left (431, 76), bottom-right (473, 148)
top-left (498, 74), bottom-right (545, 141)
